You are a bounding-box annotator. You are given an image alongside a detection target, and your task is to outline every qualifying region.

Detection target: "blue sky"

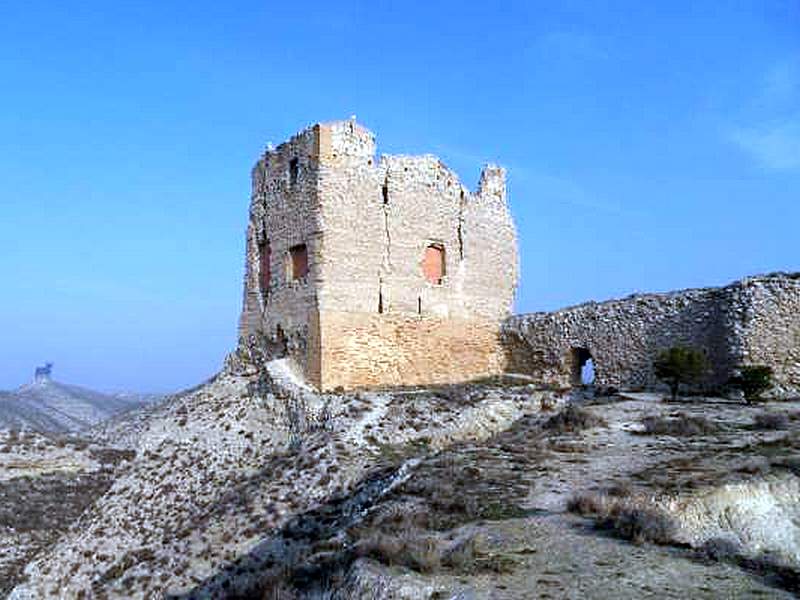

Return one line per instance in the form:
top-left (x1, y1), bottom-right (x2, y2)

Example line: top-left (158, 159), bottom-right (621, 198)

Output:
top-left (1, 1), bottom-right (798, 392)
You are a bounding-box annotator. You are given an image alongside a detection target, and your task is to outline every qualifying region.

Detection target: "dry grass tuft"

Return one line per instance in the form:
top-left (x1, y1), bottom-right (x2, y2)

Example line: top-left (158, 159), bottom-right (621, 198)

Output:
top-left (543, 405), bottom-right (607, 433)
top-left (639, 413), bottom-right (717, 436)
top-left (351, 528), bottom-right (517, 577)
top-left (752, 412), bottom-right (790, 430)
top-left (354, 531), bottom-right (443, 573)
top-left (567, 489), bottom-right (676, 545)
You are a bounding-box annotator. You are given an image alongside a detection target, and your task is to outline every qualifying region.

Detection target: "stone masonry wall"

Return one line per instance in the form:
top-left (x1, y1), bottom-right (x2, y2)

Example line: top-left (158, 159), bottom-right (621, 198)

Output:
top-left (734, 275), bottom-right (800, 396)
top-left (239, 126), bottom-right (325, 377)
top-left (314, 121), bottom-right (517, 322)
top-left (318, 311), bottom-right (506, 390)
top-left (504, 273), bottom-right (800, 396)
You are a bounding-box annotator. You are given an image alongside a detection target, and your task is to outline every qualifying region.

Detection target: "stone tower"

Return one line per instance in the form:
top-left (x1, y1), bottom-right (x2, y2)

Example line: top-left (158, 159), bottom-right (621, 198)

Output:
top-left (240, 120), bottom-right (518, 390)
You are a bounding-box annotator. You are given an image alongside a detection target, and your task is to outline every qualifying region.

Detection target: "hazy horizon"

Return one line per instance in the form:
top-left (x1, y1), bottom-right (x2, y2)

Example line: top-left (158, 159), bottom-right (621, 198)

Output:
top-left (1, 1), bottom-right (798, 392)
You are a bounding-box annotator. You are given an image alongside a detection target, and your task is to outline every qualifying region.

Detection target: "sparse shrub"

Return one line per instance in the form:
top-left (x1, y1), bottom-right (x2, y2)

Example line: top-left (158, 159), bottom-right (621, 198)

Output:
top-left (567, 490), bottom-right (613, 516)
top-left (654, 346), bottom-right (709, 401)
top-left (639, 413), bottom-right (717, 436)
top-left (697, 537), bottom-right (740, 561)
top-left (542, 404), bottom-right (607, 433)
top-left (613, 506), bottom-right (675, 545)
top-left (567, 490), bottom-right (675, 545)
top-left (753, 412), bottom-right (789, 430)
top-left (353, 529), bottom-right (518, 577)
top-left (355, 532), bottom-right (442, 573)
top-left (729, 365), bottom-right (774, 404)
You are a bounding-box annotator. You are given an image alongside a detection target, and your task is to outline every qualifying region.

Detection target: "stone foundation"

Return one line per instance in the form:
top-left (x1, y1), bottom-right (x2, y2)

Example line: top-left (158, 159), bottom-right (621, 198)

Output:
top-left (316, 312), bottom-right (506, 391)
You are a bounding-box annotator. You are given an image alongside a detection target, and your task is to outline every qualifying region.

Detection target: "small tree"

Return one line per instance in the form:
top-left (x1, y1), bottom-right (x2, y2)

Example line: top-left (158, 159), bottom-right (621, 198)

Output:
top-left (729, 365), bottom-right (774, 404)
top-left (654, 346), bottom-right (709, 402)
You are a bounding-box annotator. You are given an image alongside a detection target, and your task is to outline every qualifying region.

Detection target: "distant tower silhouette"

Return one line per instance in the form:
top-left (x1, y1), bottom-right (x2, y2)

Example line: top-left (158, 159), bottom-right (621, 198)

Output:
top-left (34, 362), bottom-right (53, 383)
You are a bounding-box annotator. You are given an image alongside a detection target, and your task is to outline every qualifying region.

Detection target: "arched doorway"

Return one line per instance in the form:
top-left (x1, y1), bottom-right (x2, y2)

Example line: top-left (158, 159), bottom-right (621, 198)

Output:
top-left (569, 347), bottom-right (594, 386)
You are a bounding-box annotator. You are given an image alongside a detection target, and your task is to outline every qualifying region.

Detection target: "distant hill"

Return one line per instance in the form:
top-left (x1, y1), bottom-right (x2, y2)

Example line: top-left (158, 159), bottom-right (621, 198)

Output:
top-left (0, 371), bottom-right (159, 433)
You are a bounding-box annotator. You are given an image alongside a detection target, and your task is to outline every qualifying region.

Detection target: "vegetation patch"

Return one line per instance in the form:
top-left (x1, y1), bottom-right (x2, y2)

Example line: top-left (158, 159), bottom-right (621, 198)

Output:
top-left (638, 413), bottom-right (718, 436)
top-left (567, 489), bottom-right (676, 545)
top-left (729, 365), bottom-right (774, 404)
top-left (542, 405), bottom-right (607, 433)
top-left (752, 412), bottom-right (790, 430)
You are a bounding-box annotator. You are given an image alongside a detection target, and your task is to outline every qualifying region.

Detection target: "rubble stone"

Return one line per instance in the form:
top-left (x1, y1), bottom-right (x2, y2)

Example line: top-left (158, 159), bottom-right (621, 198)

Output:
top-left (504, 273), bottom-right (800, 396)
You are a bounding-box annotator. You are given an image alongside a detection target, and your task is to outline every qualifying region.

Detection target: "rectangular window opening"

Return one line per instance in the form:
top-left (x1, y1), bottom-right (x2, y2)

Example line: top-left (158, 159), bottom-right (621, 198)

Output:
top-left (422, 243), bottom-right (446, 285)
top-left (289, 158), bottom-right (299, 185)
top-left (289, 243), bottom-right (309, 280)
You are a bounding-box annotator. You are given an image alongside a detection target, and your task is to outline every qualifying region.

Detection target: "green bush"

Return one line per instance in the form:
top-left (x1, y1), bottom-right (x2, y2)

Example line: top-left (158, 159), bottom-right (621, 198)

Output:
top-left (654, 346), bottom-right (709, 402)
top-left (729, 365), bottom-right (774, 403)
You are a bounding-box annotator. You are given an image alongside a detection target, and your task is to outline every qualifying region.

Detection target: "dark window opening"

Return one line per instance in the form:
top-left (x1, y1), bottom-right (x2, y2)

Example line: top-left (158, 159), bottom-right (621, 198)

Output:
top-left (422, 244), bottom-right (445, 284)
top-left (289, 244), bottom-right (308, 280)
top-left (258, 239), bottom-right (271, 297)
top-left (289, 158), bottom-right (299, 185)
top-left (417, 297), bottom-right (422, 314)
top-left (569, 347), bottom-right (595, 386)
top-left (378, 291), bottom-right (384, 314)
top-left (273, 325), bottom-right (288, 356)
top-left (382, 182), bottom-right (389, 204)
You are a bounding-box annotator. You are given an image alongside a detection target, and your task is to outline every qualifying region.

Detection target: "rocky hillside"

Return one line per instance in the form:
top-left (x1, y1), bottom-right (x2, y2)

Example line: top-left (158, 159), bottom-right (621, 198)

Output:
top-left (0, 429), bottom-right (135, 596)
top-left (5, 349), bottom-right (800, 598)
top-left (0, 377), bottom-right (157, 434)
top-left (7, 347), bottom-right (557, 598)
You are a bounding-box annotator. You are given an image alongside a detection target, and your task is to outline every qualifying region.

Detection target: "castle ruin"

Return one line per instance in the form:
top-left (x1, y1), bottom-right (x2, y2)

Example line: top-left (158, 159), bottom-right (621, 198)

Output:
top-left (239, 120), bottom-right (800, 396)
top-left (239, 120), bottom-right (517, 390)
